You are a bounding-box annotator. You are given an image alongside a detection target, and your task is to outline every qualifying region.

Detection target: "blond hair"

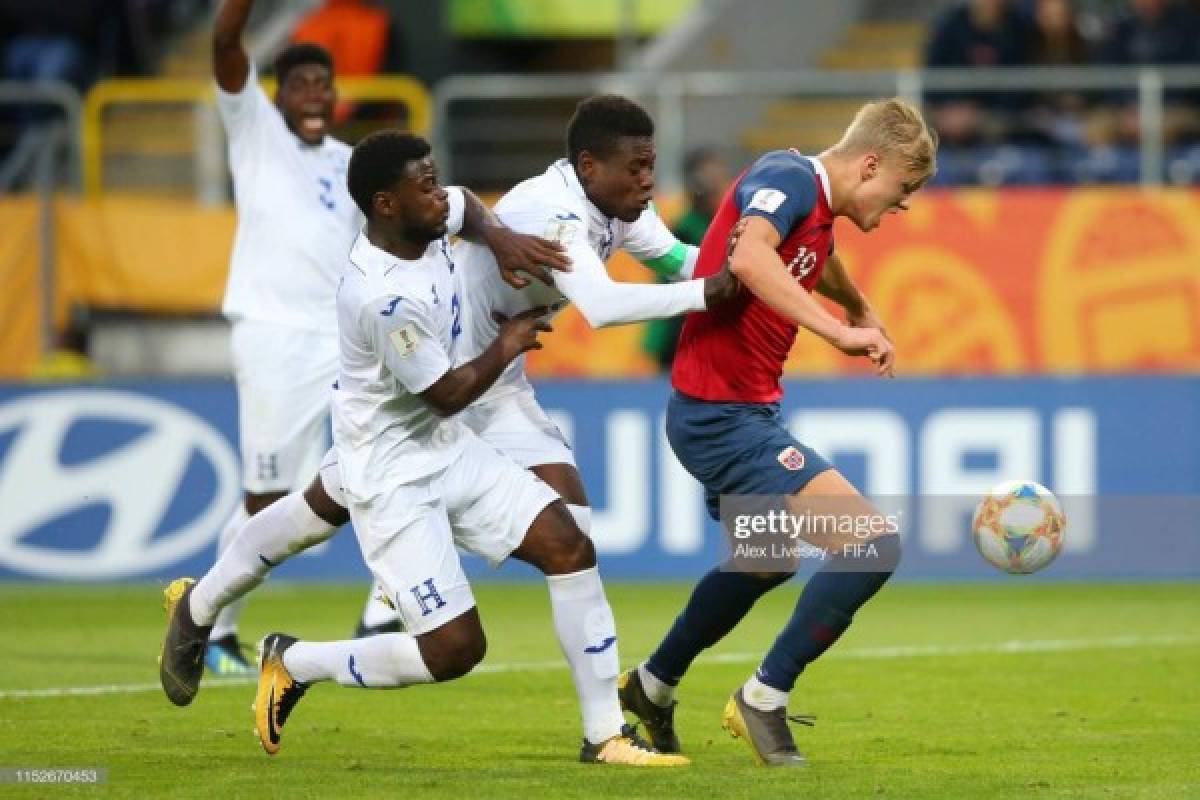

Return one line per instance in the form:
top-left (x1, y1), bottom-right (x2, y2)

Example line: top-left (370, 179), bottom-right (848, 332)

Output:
top-left (831, 98), bottom-right (938, 184)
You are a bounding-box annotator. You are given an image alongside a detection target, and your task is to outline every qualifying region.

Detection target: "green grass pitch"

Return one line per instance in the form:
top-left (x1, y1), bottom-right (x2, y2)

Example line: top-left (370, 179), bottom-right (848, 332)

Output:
top-left (1, 581), bottom-right (1198, 798)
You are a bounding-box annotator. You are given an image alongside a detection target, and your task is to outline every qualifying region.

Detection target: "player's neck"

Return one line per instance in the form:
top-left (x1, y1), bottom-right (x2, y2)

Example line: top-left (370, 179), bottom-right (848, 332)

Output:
top-left (814, 151), bottom-right (853, 217)
top-left (366, 224), bottom-right (427, 261)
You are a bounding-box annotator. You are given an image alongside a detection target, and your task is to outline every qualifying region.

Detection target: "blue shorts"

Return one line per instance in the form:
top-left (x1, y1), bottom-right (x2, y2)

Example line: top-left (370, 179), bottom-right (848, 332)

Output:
top-left (666, 390), bottom-right (833, 520)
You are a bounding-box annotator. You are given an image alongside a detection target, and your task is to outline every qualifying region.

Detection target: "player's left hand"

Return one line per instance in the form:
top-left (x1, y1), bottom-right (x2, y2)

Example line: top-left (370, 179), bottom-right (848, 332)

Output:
top-left (485, 228), bottom-right (572, 289)
top-left (847, 307), bottom-right (895, 378)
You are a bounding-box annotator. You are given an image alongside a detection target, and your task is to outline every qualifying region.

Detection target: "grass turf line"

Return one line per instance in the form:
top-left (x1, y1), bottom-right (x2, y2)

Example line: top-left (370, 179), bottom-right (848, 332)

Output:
top-left (0, 582), bottom-right (1197, 799)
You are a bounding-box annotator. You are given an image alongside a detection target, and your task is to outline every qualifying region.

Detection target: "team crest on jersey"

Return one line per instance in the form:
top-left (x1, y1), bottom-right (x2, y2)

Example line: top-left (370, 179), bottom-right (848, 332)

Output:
top-left (389, 323), bottom-right (421, 359)
top-left (777, 446), bottom-right (806, 471)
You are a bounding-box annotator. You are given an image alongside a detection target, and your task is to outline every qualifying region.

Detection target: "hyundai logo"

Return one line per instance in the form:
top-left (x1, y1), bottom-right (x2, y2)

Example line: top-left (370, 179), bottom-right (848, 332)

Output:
top-left (0, 390), bottom-right (239, 579)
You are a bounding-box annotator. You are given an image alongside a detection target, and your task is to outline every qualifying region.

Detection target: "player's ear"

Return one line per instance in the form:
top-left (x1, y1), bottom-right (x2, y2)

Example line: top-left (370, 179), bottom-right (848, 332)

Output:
top-left (371, 189), bottom-right (395, 218)
top-left (861, 153), bottom-right (880, 182)
top-left (577, 151), bottom-right (595, 180)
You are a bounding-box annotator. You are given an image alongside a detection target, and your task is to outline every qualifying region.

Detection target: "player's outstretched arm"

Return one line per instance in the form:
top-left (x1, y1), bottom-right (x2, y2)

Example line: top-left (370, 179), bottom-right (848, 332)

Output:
top-left (212, 0), bottom-right (253, 93)
top-left (458, 190), bottom-right (570, 289)
top-left (419, 308), bottom-right (551, 416)
top-left (730, 216), bottom-right (894, 374)
top-left (550, 236), bottom-right (725, 328)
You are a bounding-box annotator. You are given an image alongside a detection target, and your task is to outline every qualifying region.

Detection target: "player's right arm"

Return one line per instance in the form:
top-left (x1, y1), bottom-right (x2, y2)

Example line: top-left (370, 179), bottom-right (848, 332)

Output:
top-left (212, 0), bottom-right (253, 93)
top-left (362, 294), bottom-right (549, 417)
top-left (548, 213), bottom-right (733, 328)
top-left (729, 217), bottom-right (893, 372)
top-left (420, 309), bottom-right (551, 416)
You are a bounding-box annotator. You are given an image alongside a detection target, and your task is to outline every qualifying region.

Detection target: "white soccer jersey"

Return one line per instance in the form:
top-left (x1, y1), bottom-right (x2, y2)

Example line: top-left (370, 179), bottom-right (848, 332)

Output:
top-left (332, 188), bottom-right (468, 501)
top-left (216, 64), bottom-right (363, 333)
top-left (455, 159), bottom-right (704, 399)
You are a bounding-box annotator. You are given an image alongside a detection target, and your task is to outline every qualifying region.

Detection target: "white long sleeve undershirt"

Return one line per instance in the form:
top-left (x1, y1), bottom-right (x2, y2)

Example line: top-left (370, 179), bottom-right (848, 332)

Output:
top-left (553, 236), bottom-right (707, 328)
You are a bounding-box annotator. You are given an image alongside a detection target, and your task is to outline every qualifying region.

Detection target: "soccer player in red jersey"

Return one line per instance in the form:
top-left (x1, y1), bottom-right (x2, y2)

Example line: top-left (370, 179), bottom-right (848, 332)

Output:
top-left (617, 99), bottom-right (938, 766)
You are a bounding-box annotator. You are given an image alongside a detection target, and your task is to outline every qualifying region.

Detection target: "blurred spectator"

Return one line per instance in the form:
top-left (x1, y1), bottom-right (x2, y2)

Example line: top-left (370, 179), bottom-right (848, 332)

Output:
top-left (1030, 0), bottom-right (1091, 65)
top-left (290, 0), bottom-right (405, 126)
top-left (0, 0), bottom-right (100, 89)
top-left (0, 0), bottom-right (175, 89)
top-left (1092, 0), bottom-right (1200, 146)
top-left (642, 149), bottom-right (730, 371)
top-left (1097, 0), bottom-right (1199, 65)
top-left (925, 0), bottom-right (1034, 146)
top-left (291, 0), bottom-right (398, 77)
top-left (1021, 0), bottom-right (1094, 147)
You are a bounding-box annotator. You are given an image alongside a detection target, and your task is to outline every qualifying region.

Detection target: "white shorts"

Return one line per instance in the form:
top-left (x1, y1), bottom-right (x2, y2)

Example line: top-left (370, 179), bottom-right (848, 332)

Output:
top-left (318, 386), bottom-right (573, 510)
top-left (349, 433), bottom-right (559, 635)
top-left (461, 387), bottom-right (575, 469)
top-left (230, 319), bottom-right (338, 493)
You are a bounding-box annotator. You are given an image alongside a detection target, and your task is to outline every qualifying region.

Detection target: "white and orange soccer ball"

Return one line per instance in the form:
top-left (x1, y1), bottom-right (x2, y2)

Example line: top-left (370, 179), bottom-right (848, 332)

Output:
top-left (971, 481), bottom-right (1067, 574)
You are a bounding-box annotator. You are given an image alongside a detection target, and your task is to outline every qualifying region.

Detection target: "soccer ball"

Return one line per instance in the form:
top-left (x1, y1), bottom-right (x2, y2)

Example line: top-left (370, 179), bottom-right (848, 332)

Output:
top-left (971, 480), bottom-right (1067, 574)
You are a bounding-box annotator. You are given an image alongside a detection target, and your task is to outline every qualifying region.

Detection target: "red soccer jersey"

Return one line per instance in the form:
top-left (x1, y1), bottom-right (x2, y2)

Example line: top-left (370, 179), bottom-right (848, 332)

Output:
top-left (672, 150), bottom-right (835, 403)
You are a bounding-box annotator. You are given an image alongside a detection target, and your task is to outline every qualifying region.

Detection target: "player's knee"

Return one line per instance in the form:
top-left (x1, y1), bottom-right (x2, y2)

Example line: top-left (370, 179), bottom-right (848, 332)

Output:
top-left (303, 479), bottom-right (349, 527)
top-left (245, 490), bottom-right (286, 516)
top-left (567, 531), bottom-right (596, 571)
top-left (523, 502), bottom-right (597, 575)
top-left (424, 627), bottom-right (487, 682)
top-left (543, 527), bottom-right (596, 575)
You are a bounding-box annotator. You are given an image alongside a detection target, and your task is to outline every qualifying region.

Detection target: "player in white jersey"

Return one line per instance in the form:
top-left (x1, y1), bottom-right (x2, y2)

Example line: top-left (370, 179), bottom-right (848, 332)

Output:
top-left (202, 0), bottom-right (376, 673)
top-left (159, 96), bottom-right (735, 711)
top-left (455, 95), bottom-right (717, 483)
top-left (195, 0), bottom-right (571, 676)
top-left (247, 131), bottom-right (688, 765)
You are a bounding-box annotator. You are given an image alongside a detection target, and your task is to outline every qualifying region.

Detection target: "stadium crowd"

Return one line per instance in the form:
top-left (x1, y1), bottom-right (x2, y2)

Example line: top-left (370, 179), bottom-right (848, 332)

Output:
top-left (925, 0), bottom-right (1200, 184)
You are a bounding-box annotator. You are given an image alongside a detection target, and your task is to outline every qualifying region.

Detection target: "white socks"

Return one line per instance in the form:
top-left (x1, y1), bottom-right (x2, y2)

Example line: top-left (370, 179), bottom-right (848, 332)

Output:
top-left (546, 566), bottom-right (625, 745)
top-left (359, 580), bottom-right (402, 630)
top-left (283, 633), bottom-right (434, 688)
top-left (206, 505), bottom-right (249, 637)
top-left (191, 493), bottom-right (337, 628)
top-left (637, 663), bottom-right (676, 707)
top-left (743, 672), bottom-right (790, 712)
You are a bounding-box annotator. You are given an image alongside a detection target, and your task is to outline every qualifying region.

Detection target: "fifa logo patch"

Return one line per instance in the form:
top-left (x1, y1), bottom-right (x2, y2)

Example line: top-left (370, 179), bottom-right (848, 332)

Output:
top-left (777, 446), bottom-right (806, 471)
top-left (544, 215), bottom-right (578, 247)
top-left (389, 323), bottom-right (420, 358)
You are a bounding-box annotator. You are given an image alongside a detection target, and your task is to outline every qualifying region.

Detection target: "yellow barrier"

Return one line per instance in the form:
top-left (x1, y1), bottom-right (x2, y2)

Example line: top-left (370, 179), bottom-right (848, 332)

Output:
top-left (5, 188), bottom-right (1198, 379)
top-left (81, 75), bottom-right (431, 196)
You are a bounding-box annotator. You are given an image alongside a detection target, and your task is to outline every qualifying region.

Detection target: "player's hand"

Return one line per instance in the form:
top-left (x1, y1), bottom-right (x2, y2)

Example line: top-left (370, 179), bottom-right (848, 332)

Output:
top-left (492, 307), bottom-right (553, 358)
top-left (832, 325), bottom-right (895, 378)
top-left (486, 228), bottom-right (572, 289)
top-left (846, 306), bottom-right (895, 378)
top-left (702, 263), bottom-right (741, 309)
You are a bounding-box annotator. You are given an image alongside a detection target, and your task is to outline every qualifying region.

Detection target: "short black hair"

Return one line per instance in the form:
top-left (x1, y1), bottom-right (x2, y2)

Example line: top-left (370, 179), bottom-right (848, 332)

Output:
top-left (347, 130), bottom-right (432, 216)
top-left (273, 42), bottom-right (334, 85)
top-left (566, 94), bottom-right (654, 167)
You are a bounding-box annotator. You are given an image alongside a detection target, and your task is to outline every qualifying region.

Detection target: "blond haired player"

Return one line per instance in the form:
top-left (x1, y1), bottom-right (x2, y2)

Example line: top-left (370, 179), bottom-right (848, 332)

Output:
top-left (618, 99), bottom-right (938, 766)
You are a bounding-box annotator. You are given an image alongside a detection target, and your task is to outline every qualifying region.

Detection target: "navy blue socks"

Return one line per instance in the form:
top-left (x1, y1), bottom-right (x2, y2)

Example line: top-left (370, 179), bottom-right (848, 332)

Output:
top-left (645, 566), bottom-right (789, 685)
top-left (755, 534), bottom-right (902, 692)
